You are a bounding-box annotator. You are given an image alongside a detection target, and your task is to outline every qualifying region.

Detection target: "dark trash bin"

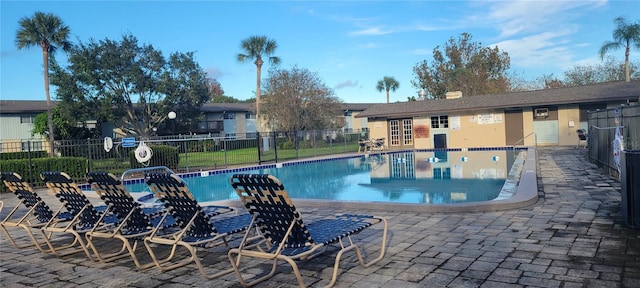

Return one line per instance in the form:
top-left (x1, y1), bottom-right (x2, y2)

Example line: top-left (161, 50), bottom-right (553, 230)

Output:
top-left (621, 150), bottom-right (640, 228)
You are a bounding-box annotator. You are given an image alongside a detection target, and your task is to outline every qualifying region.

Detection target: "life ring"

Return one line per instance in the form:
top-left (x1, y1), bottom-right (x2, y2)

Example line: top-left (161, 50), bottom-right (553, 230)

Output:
top-left (135, 141), bottom-right (153, 163)
top-left (103, 137), bottom-right (113, 152)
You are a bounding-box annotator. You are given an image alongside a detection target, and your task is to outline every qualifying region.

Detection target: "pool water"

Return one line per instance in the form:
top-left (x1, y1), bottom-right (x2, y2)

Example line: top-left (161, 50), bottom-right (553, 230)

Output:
top-left (127, 150), bottom-right (519, 205)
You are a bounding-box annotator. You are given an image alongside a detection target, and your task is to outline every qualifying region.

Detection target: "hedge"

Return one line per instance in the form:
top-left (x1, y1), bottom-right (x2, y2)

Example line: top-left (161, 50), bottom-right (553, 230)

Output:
top-left (0, 150), bottom-right (48, 160)
top-left (0, 157), bottom-right (88, 191)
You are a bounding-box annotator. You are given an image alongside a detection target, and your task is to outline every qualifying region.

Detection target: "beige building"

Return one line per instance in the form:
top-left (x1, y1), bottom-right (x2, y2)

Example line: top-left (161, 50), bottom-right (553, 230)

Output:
top-left (357, 81), bottom-right (639, 149)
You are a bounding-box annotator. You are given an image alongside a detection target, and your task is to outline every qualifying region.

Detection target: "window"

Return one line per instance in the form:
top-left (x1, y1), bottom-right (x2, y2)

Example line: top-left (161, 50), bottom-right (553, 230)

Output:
top-left (534, 108), bottom-right (549, 118)
top-left (245, 112), bottom-right (256, 119)
top-left (223, 113), bottom-right (235, 120)
top-left (20, 141), bottom-right (43, 151)
top-left (430, 116), bottom-right (448, 128)
top-left (20, 115), bottom-right (35, 123)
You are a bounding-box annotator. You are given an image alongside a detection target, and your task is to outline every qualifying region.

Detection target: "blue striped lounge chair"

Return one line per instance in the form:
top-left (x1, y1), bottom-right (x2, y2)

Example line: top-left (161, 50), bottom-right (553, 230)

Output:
top-left (228, 173), bottom-right (388, 288)
top-left (85, 171), bottom-right (178, 269)
top-left (143, 172), bottom-right (256, 279)
top-left (0, 172), bottom-right (74, 253)
top-left (40, 171), bottom-right (118, 261)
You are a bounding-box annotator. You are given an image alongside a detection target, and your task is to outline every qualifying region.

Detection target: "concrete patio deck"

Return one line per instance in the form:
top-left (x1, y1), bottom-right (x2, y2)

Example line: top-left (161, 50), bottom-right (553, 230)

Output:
top-left (1, 147), bottom-right (639, 287)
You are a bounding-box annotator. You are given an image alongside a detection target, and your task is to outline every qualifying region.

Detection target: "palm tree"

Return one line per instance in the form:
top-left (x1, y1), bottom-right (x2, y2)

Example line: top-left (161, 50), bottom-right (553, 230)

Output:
top-left (15, 12), bottom-right (71, 155)
top-left (599, 16), bottom-right (640, 82)
top-left (376, 76), bottom-right (400, 104)
top-left (237, 36), bottom-right (280, 127)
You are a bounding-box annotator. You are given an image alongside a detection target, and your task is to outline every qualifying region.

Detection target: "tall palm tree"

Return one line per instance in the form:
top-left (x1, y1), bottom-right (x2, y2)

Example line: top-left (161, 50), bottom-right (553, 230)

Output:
top-left (15, 12), bottom-right (71, 155)
top-left (237, 36), bottom-right (280, 127)
top-left (376, 76), bottom-right (400, 104)
top-left (599, 16), bottom-right (640, 82)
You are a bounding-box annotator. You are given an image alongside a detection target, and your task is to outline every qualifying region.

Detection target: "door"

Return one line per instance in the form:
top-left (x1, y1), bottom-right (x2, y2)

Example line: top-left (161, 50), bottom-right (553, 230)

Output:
top-left (389, 119), bottom-right (414, 149)
top-left (505, 110), bottom-right (524, 145)
top-left (433, 133), bottom-right (448, 161)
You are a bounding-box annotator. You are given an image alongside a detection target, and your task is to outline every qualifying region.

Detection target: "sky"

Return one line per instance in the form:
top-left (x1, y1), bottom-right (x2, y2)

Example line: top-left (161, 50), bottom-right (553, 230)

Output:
top-left (1, 0), bottom-right (639, 104)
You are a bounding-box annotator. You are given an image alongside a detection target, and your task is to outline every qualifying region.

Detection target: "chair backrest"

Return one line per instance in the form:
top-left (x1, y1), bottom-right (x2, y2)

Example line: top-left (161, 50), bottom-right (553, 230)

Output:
top-left (230, 174), bottom-right (313, 248)
top-left (87, 172), bottom-right (151, 232)
top-left (41, 172), bottom-right (101, 228)
top-left (0, 172), bottom-right (54, 223)
top-left (145, 172), bottom-right (217, 238)
top-left (577, 129), bottom-right (587, 140)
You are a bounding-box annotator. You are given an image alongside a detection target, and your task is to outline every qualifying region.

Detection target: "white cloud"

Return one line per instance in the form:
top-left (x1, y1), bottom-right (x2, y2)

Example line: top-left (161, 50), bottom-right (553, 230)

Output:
top-left (334, 80), bottom-right (359, 90)
top-left (492, 30), bottom-right (575, 68)
top-left (349, 27), bottom-right (393, 36)
top-left (479, 0), bottom-right (606, 38)
top-left (206, 67), bottom-right (224, 79)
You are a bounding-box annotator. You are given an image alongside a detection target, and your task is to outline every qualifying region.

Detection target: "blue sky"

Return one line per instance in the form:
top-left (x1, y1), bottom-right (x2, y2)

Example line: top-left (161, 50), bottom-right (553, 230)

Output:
top-left (1, 0), bottom-right (639, 104)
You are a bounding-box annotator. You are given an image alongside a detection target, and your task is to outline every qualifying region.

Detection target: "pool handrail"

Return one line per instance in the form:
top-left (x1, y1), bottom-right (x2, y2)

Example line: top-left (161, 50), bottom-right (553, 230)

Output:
top-left (120, 166), bottom-right (176, 182)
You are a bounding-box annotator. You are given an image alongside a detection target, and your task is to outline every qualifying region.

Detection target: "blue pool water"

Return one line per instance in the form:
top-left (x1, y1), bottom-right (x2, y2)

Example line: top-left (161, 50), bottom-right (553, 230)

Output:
top-left (126, 150), bottom-right (519, 205)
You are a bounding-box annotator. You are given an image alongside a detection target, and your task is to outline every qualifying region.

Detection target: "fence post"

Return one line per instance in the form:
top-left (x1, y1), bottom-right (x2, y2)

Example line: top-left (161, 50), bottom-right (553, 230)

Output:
top-left (344, 130), bottom-right (347, 153)
top-left (27, 140), bottom-right (34, 183)
top-left (87, 138), bottom-right (92, 173)
top-left (273, 132), bottom-right (278, 163)
top-left (185, 139), bottom-right (189, 173)
top-left (295, 130), bottom-right (300, 159)
top-left (257, 132), bottom-right (262, 165)
top-left (223, 137), bottom-right (228, 167)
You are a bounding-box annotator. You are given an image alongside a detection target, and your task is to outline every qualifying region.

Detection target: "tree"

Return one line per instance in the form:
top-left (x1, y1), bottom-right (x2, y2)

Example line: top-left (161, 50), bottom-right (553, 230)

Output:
top-left (599, 16), bottom-right (640, 82)
top-left (564, 57), bottom-right (638, 86)
top-left (537, 74), bottom-right (566, 89)
top-left (411, 33), bottom-right (511, 99)
top-left (237, 35), bottom-right (280, 126)
top-left (261, 66), bottom-right (341, 138)
top-left (50, 34), bottom-right (211, 137)
top-left (534, 57), bottom-right (639, 89)
top-left (376, 76), bottom-right (400, 104)
top-left (15, 11), bottom-right (71, 155)
top-left (206, 78), bottom-right (225, 101)
top-left (32, 106), bottom-right (98, 140)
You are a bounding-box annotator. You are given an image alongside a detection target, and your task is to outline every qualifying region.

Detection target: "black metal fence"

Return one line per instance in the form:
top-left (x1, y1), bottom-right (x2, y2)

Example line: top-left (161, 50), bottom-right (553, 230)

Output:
top-left (1, 130), bottom-right (367, 181)
top-left (587, 104), bottom-right (640, 179)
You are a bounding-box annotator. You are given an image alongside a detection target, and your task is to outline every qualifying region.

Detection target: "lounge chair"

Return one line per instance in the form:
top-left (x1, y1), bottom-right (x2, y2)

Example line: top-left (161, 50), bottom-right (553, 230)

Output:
top-left (358, 139), bottom-right (369, 153)
top-left (228, 173), bottom-right (388, 287)
top-left (40, 171), bottom-right (118, 260)
top-left (143, 172), bottom-right (256, 279)
top-left (84, 171), bottom-right (178, 269)
top-left (577, 129), bottom-right (588, 148)
top-left (0, 172), bottom-right (74, 253)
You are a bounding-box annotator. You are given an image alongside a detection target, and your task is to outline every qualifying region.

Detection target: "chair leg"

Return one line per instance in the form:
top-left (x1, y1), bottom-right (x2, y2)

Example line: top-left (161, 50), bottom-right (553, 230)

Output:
top-left (41, 229), bottom-right (94, 261)
top-left (227, 249), bottom-right (279, 287)
top-left (354, 218), bottom-right (388, 268)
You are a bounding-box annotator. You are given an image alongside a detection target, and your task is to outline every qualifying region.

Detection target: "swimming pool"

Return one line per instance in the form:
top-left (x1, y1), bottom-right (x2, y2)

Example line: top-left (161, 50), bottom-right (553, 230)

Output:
top-left (125, 148), bottom-right (530, 206)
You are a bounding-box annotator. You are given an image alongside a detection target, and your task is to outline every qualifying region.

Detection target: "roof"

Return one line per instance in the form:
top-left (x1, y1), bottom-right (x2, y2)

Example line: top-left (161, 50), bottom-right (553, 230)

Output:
top-left (0, 101), bottom-right (376, 114)
top-left (200, 102), bottom-right (254, 113)
top-left (356, 80), bottom-right (640, 118)
top-left (341, 103), bottom-right (376, 112)
top-left (0, 100), bottom-right (56, 114)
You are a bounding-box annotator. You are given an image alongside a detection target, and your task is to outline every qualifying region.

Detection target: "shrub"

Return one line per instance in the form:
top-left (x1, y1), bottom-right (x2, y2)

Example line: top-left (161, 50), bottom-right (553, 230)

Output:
top-left (0, 157), bottom-right (88, 190)
top-left (0, 150), bottom-right (48, 160)
top-left (281, 141), bottom-right (296, 150)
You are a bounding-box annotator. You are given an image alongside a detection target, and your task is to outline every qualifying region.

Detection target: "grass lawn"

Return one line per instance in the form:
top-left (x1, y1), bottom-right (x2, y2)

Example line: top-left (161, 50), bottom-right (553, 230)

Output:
top-left (90, 143), bottom-right (360, 175)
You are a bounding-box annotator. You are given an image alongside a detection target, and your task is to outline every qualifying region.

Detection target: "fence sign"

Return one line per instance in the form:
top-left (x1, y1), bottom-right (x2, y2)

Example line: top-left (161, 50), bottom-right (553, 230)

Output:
top-left (122, 137), bottom-right (136, 148)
